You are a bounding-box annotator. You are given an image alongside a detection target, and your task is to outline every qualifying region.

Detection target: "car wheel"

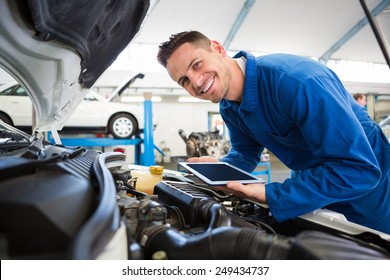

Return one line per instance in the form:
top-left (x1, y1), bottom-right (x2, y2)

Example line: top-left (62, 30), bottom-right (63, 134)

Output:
top-left (108, 113), bottom-right (138, 139)
top-left (0, 112), bottom-right (13, 126)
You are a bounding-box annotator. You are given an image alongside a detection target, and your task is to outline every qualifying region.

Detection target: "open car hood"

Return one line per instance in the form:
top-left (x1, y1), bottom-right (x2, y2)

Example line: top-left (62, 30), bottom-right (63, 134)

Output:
top-left (0, 0), bottom-right (150, 132)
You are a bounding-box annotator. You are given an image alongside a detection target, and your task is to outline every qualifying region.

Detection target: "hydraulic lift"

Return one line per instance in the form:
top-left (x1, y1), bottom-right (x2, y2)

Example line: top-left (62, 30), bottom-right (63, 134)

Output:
top-left (49, 92), bottom-right (159, 166)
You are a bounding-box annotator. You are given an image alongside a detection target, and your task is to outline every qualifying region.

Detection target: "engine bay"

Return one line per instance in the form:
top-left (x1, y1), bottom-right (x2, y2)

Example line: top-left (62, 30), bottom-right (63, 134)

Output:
top-left (0, 128), bottom-right (389, 260)
top-left (118, 178), bottom-right (390, 260)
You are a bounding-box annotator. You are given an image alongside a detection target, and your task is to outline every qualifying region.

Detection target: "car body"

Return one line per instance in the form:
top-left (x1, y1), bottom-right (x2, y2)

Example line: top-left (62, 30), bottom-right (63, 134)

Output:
top-left (0, 73), bottom-right (155, 139)
top-left (0, 0), bottom-right (389, 261)
top-left (379, 115), bottom-right (390, 142)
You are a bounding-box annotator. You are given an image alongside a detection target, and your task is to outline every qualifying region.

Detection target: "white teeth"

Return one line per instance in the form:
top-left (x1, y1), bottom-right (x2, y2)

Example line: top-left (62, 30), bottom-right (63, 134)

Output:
top-left (202, 77), bottom-right (214, 93)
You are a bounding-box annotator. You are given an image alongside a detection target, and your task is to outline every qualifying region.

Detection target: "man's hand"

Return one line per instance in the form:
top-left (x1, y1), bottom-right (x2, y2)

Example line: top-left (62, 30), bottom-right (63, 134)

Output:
top-left (186, 157), bottom-right (267, 203)
top-left (222, 181), bottom-right (267, 204)
top-left (187, 156), bottom-right (219, 162)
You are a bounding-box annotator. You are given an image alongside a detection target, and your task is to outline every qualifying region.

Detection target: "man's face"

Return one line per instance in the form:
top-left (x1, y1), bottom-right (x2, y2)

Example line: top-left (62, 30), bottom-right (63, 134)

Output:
top-left (166, 42), bottom-right (231, 103)
top-left (358, 95), bottom-right (367, 106)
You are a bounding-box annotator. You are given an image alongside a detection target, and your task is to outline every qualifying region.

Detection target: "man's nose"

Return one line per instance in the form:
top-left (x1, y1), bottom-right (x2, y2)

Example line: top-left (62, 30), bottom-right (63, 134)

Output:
top-left (188, 72), bottom-right (203, 88)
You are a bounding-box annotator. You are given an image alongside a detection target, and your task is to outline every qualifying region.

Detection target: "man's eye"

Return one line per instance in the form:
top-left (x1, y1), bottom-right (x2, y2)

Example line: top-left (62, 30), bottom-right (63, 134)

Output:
top-left (181, 77), bottom-right (189, 86)
top-left (193, 62), bottom-right (199, 69)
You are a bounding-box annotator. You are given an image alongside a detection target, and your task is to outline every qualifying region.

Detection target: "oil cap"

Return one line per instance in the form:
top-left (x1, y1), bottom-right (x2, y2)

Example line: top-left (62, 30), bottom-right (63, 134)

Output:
top-left (150, 165), bottom-right (164, 175)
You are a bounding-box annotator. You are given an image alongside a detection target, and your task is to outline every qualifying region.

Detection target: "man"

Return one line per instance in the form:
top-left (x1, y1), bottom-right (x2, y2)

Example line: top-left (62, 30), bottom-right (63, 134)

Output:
top-left (353, 93), bottom-right (367, 107)
top-left (157, 31), bottom-right (390, 234)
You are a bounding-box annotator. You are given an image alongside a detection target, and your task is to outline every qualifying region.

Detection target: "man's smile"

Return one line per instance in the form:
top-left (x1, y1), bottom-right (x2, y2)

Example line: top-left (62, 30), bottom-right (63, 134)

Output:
top-left (201, 75), bottom-right (215, 94)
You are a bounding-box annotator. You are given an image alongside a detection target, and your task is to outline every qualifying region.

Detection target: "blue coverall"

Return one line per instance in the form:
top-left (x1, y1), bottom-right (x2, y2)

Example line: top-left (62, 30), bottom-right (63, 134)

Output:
top-left (220, 52), bottom-right (390, 234)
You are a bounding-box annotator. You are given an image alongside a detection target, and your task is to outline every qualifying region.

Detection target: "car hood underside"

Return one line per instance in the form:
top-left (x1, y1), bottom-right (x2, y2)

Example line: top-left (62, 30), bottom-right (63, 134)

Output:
top-left (0, 0), bottom-right (150, 132)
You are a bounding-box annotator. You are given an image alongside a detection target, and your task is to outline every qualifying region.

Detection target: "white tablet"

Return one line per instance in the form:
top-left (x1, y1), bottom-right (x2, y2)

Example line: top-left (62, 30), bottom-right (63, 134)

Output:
top-left (179, 162), bottom-right (264, 186)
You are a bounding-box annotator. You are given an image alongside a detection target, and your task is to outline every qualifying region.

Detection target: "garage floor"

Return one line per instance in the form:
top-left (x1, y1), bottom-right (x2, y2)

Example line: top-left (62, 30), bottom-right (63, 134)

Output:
top-left (161, 153), bottom-right (291, 184)
top-left (267, 153), bottom-right (292, 183)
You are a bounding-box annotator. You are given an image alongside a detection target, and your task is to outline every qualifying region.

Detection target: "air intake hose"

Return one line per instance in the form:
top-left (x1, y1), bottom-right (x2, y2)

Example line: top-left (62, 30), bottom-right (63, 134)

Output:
top-left (143, 201), bottom-right (289, 259)
top-left (144, 225), bottom-right (291, 259)
top-left (141, 200), bottom-right (390, 260)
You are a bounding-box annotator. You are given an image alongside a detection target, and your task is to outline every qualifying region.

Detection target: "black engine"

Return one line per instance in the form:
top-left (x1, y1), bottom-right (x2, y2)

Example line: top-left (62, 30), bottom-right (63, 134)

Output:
top-left (118, 179), bottom-right (390, 260)
top-left (0, 129), bottom-right (389, 260)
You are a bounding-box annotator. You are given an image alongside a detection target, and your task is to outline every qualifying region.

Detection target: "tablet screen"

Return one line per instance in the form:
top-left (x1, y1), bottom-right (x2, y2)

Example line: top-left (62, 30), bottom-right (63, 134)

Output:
top-left (179, 162), bottom-right (263, 185)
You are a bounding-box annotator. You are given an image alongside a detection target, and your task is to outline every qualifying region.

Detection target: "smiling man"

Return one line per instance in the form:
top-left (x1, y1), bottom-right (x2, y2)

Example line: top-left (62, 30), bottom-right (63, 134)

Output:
top-left (157, 30), bottom-right (390, 234)
top-left (163, 36), bottom-right (239, 104)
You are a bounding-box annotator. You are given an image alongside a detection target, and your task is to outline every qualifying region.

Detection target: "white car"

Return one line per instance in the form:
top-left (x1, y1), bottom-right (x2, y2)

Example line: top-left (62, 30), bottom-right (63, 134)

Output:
top-left (0, 73), bottom-right (154, 139)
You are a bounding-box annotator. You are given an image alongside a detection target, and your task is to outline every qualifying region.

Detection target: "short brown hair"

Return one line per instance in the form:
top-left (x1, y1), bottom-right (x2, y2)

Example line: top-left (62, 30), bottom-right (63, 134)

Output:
top-left (157, 31), bottom-right (211, 67)
top-left (353, 93), bottom-right (365, 101)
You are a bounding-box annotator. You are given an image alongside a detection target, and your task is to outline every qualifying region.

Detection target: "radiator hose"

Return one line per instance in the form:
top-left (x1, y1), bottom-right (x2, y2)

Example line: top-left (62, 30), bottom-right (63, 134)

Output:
top-left (141, 201), bottom-right (390, 260)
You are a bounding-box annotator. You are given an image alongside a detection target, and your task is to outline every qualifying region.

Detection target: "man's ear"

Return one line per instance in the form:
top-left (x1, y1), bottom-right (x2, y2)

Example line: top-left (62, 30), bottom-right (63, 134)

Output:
top-left (211, 40), bottom-right (227, 56)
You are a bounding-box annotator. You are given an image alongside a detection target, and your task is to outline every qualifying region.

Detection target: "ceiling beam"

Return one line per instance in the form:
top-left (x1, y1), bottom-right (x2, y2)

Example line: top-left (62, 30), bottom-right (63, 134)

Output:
top-left (360, 0), bottom-right (390, 69)
top-left (223, 0), bottom-right (256, 50)
top-left (319, 0), bottom-right (390, 64)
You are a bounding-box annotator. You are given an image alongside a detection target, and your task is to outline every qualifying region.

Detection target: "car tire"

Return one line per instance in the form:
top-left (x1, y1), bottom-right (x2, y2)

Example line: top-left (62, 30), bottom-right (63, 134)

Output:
top-left (0, 112), bottom-right (13, 126)
top-left (108, 113), bottom-right (138, 139)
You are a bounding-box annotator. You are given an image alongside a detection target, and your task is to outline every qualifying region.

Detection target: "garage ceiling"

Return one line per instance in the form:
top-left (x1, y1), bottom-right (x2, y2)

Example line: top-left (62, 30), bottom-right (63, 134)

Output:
top-left (95, 0), bottom-right (390, 96)
top-left (134, 0), bottom-right (390, 64)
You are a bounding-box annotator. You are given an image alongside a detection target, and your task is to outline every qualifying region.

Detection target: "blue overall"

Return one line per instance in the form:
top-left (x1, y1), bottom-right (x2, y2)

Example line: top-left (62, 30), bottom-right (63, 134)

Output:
top-left (220, 52), bottom-right (390, 234)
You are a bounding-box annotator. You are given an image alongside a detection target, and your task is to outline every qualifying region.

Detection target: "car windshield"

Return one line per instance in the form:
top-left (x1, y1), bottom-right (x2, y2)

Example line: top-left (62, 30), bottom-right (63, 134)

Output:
top-left (0, 84), bottom-right (27, 97)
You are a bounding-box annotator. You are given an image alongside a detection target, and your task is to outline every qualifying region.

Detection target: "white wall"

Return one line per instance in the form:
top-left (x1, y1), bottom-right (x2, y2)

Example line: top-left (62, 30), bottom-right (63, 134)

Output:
top-left (0, 70), bottom-right (15, 84)
top-left (152, 101), bottom-right (219, 157)
top-left (105, 100), bottom-right (219, 164)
